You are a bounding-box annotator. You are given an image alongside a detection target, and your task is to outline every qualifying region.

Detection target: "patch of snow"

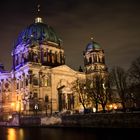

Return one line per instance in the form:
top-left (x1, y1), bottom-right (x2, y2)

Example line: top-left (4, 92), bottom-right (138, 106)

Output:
top-left (41, 116), bottom-right (62, 125)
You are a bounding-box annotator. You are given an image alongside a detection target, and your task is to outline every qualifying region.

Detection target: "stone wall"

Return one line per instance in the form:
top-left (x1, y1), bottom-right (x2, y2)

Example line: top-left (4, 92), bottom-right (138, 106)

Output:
top-left (61, 113), bottom-right (140, 128)
top-left (20, 116), bottom-right (41, 126)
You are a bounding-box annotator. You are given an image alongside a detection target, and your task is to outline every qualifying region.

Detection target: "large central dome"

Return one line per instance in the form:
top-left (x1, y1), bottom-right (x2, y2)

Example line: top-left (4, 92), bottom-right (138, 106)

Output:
top-left (16, 17), bottom-right (61, 46)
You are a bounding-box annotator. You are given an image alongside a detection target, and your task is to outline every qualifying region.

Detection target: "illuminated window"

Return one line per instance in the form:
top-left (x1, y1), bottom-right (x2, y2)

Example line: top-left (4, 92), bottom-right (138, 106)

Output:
top-left (44, 78), bottom-right (48, 87)
top-left (43, 52), bottom-right (47, 62)
top-left (52, 53), bottom-right (55, 63)
top-left (47, 77), bottom-right (51, 87)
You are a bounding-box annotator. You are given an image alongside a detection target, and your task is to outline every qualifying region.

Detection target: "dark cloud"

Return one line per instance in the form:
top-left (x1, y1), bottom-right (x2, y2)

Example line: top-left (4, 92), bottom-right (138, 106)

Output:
top-left (0, 0), bottom-right (140, 71)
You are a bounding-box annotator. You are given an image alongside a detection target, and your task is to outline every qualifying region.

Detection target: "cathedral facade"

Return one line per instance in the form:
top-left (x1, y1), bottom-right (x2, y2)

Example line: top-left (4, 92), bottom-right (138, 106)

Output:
top-left (0, 16), bottom-right (107, 114)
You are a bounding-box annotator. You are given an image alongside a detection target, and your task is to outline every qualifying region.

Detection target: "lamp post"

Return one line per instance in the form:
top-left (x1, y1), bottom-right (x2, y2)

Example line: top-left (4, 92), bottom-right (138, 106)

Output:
top-left (34, 103), bottom-right (38, 115)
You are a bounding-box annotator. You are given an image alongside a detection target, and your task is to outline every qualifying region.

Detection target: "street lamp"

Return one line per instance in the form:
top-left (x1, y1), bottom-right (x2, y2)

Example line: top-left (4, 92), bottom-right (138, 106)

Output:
top-left (34, 104), bottom-right (38, 115)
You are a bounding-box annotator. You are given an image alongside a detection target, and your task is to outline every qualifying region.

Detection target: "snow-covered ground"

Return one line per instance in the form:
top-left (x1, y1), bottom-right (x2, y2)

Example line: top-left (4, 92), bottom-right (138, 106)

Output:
top-left (41, 116), bottom-right (62, 125)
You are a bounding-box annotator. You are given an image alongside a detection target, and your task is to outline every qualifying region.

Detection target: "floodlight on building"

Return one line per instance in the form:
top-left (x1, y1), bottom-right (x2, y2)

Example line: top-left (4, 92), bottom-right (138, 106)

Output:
top-left (93, 107), bottom-right (96, 112)
top-left (109, 104), bottom-right (113, 109)
top-left (11, 102), bottom-right (15, 107)
top-left (113, 105), bottom-right (117, 110)
top-left (8, 115), bottom-right (12, 120)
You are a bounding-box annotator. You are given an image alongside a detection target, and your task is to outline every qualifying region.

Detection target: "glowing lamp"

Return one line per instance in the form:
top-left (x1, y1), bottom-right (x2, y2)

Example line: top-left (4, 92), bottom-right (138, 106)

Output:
top-left (11, 103), bottom-right (15, 107)
top-left (114, 105), bottom-right (117, 110)
top-left (93, 107), bottom-right (96, 112)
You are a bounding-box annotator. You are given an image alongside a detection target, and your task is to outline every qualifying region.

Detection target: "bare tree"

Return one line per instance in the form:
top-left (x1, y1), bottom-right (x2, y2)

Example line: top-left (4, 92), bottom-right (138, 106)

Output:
top-left (128, 56), bottom-right (140, 108)
top-left (72, 79), bottom-right (90, 113)
top-left (110, 66), bottom-right (128, 111)
top-left (129, 56), bottom-right (140, 85)
top-left (86, 74), bottom-right (111, 113)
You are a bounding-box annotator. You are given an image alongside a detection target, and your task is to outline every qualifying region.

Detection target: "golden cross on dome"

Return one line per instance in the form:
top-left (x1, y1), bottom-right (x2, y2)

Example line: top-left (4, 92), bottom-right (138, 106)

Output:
top-left (37, 4), bottom-right (41, 14)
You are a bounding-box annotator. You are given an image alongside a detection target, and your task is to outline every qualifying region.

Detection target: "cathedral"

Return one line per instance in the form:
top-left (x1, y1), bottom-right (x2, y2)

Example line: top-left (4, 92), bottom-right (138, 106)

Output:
top-left (0, 15), bottom-right (108, 114)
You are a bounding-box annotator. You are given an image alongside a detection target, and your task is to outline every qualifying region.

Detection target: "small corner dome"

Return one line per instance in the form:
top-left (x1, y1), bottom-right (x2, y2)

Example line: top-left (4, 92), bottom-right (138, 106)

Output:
top-left (86, 41), bottom-right (101, 51)
top-left (16, 17), bottom-right (61, 46)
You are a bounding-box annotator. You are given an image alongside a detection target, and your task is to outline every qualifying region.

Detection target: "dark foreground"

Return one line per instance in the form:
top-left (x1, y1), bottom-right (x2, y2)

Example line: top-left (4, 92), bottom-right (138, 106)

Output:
top-left (61, 112), bottom-right (140, 128)
top-left (0, 127), bottom-right (139, 140)
top-left (0, 112), bottom-right (140, 128)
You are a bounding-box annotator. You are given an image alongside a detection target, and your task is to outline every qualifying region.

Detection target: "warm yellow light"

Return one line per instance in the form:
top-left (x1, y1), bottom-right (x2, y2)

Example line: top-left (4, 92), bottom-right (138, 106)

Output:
top-left (114, 105), bottom-right (117, 110)
top-left (8, 128), bottom-right (16, 140)
top-left (79, 105), bottom-right (84, 113)
top-left (109, 104), bottom-right (113, 109)
top-left (16, 101), bottom-right (22, 112)
top-left (16, 103), bottom-right (19, 111)
top-left (8, 115), bottom-right (12, 120)
top-left (11, 103), bottom-right (15, 107)
top-left (93, 107), bottom-right (96, 112)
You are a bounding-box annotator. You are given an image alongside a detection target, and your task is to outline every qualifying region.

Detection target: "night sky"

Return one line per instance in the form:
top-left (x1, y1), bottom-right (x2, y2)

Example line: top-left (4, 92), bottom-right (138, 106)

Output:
top-left (0, 0), bottom-right (140, 71)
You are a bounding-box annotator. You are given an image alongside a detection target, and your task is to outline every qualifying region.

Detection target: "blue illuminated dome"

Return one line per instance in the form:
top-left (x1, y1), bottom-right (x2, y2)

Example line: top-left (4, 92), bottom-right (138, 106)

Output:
top-left (86, 41), bottom-right (101, 51)
top-left (16, 17), bottom-right (61, 46)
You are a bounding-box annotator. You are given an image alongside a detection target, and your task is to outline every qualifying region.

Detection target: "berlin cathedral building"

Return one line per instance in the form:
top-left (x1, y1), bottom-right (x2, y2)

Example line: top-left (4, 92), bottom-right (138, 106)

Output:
top-left (0, 16), bottom-right (108, 114)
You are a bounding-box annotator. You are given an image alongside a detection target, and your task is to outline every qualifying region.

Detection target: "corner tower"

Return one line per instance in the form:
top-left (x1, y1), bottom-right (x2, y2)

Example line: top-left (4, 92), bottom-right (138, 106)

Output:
top-left (83, 38), bottom-right (108, 78)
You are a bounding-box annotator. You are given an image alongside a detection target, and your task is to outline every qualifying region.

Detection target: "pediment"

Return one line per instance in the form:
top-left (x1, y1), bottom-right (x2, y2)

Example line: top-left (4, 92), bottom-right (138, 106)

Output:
top-left (52, 65), bottom-right (77, 74)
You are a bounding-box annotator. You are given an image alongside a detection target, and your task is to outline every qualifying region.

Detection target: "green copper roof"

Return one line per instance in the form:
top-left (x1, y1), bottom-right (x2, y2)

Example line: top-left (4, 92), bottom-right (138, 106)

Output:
top-left (16, 19), bottom-right (61, 46)
top-left (86, 41), bottom-right (101, 51)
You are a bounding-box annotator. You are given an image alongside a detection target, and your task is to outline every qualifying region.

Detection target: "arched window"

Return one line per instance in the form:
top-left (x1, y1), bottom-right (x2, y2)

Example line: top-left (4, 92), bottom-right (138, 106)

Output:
top-left (52, 53), bottom-right (55, 63)
top-left (26, 78), bottom-right (28, 86)
top-left (93, 54), bottom-right (97, 62)
top-left (20, 80), bottom-right (23, 88)
top-left (43, 77), bottom-right (48, 87)
top-left (45, 95), bottom-right (49, 103)
top-left (50, 50), bottom-right (52, 63)
top-left (34, 92), bottom-right (38, 98)
top-left (67, 94), bottom-right (74, 110)
top-left (33, 77), bottom-right (38, 85)
top-left (33, 52), bottom-right (38, 63)
top-left (54, 51), bottom-right (57, 63)
top-left (47, 51), bottom-right (50, 62)
top-left (102, 57), bottom-right (105, 63)
top-left (57, 52), bottom-right (60, 63)
top-left (17, 81), bottom-right (19, 89)
top-left (43, 51), bottom-right (47, 62)
top-left (89, 57), bottom-right (92, 64)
